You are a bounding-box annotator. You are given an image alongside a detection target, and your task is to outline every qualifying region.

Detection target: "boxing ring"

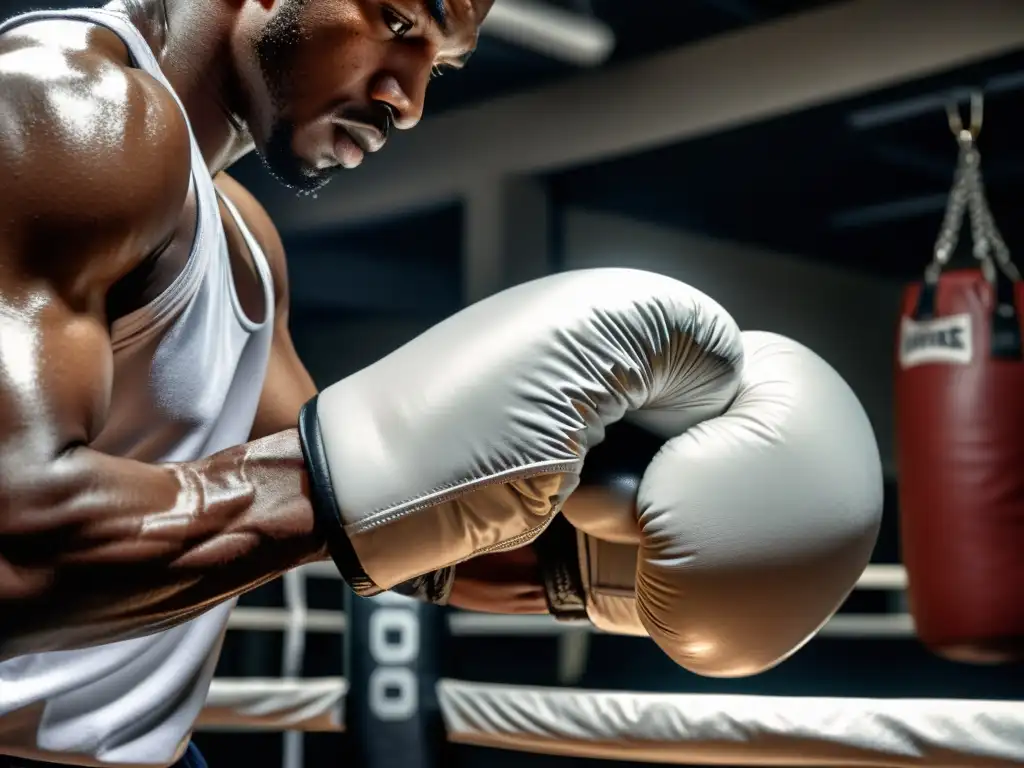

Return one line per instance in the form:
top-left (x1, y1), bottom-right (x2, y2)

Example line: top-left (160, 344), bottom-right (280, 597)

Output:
top-left (193, 564), bottom-right (1024, 767)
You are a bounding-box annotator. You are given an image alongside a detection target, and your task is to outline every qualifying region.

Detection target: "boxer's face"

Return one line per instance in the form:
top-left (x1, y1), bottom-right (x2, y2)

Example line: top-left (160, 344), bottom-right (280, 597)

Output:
top-left (240, 0), bottom-right (488, 193)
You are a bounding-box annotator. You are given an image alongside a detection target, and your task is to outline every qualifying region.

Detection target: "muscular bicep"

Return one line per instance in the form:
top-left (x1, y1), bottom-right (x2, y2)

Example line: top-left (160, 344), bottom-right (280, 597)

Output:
top-left (0, 33), bottom-right (189, 447)
top-left (0, 40), bottom-right (327, 654)
top-left (0, 253), bottom-right (319, 655)
top-left (0, 240), bottom-right (316, 656)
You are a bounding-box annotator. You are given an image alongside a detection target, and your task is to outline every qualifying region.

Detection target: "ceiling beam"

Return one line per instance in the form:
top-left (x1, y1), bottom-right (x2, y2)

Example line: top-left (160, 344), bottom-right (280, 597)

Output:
top-left (264, 0), bottom-right (1024, 233)
top-left (847, 68), bottom-right (1024, 130)
top-left (482, 0), bottom-right (616, 66)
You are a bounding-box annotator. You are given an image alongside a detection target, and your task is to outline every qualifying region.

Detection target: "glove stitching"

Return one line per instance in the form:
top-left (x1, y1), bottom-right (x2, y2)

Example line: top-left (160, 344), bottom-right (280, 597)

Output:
top-left (346, 458), bottom-right (583, 535)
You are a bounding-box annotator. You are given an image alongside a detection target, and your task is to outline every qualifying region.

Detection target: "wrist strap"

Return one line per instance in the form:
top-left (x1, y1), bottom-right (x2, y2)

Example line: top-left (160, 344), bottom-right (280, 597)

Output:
top-left (297, 395), bottom-right (382, 597)
top-left (532, 515), bottom-right (589, 622)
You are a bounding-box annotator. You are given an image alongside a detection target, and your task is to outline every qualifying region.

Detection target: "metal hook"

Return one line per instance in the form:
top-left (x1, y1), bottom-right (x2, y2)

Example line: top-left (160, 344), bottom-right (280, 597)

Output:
top-left (946, 90), bottom-right (984, 145)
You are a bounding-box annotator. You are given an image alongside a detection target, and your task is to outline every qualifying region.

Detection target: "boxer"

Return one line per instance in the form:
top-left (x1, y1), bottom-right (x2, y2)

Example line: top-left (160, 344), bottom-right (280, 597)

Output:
top-left (0, 1), bottom-right (492, 765)
top-left (0, 1), bottom-right (883, 767)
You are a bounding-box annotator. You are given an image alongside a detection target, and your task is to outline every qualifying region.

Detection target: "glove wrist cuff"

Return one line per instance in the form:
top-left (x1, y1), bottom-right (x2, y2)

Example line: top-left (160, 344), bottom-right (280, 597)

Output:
top-left (533, 515), bottom-right (590, 623)
top-left (298, 396), bottom-right (382, 597)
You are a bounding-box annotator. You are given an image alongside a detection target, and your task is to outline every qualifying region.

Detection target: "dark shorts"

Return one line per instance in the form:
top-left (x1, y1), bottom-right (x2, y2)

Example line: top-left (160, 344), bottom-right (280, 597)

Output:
top-left (0, 742), bottom-right (207, 768)
top-left (174, 743), bottom-right (208, 768)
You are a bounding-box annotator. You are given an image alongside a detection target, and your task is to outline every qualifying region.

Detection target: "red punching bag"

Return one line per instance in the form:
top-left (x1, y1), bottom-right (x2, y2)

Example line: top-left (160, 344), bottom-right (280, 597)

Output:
top-left (896, 106), bottom-right (1024, 663)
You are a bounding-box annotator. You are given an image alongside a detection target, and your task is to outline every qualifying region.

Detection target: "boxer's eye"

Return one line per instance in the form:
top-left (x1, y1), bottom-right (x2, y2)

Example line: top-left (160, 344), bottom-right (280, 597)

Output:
top-left (382, 5), bottom-right (414, 37)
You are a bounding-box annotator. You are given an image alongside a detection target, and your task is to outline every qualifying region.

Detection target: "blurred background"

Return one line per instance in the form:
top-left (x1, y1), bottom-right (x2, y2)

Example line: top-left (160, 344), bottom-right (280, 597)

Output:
top-left (5, 0), bottom-right (1024, 765)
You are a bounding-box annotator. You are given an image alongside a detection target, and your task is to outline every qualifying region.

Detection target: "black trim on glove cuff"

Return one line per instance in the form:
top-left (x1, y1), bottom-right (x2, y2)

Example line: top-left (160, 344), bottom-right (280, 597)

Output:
top-left (532, 515), bottom-right (590, 623)
top-left (298, 395), bottom-right (382, 597)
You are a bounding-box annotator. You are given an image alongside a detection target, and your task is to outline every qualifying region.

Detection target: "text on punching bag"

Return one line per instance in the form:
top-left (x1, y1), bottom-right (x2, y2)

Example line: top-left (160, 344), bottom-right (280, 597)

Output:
top-left (899, 314), bottom-right (973, 369)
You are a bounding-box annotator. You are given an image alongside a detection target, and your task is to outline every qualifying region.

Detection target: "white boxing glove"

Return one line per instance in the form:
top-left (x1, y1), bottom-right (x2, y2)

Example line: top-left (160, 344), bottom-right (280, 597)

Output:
top-left (298, 268), bottom-right (743, 598)
top-left (552, 331), bottom-right (883, 677)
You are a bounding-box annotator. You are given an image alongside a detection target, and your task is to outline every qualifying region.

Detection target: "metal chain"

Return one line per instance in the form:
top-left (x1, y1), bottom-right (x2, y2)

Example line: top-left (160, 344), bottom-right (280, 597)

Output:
top-left (969, 158), bottom-right (1017, 276)
top-left (965, 147), bottom-right (991, 262)
top-left (930, 140), bottom-right (972, 277)
top-left (965, 142), bottom-right (1019, 280)
top-left (929, 92), bottom-right (1019, 282)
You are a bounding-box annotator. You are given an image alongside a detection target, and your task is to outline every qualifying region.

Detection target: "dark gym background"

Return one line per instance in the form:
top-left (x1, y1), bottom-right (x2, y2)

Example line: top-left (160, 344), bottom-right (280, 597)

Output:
top-left (3, 0), bottom-right (1022, 766)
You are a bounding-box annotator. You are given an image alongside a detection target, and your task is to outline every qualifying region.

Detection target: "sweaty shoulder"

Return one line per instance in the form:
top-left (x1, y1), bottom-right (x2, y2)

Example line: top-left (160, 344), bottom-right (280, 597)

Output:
top-left (0, 19), bottom-right (191, 295)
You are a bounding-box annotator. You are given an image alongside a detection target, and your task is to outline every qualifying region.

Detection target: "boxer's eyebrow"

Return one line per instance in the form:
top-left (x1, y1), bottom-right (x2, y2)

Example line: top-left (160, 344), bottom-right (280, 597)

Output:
top-left (426, 0), bottom-right (447, 31)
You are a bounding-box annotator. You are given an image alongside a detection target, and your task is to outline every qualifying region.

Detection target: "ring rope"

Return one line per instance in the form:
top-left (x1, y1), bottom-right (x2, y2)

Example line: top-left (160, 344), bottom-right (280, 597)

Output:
top-left (197, 678), bottom-right (346, 733)
top-left (228, 563), bottom-right (913, 636)
top-left (195, 563), bottom-right (1019, 766)
top-left (297, 561), bottom-right (909, 588)
top-left (437, 680), bottom-right (1024, 766)
top-left (225, 607), bottom-right (916, 638)
top-left (195, 677), bottom-right (1024, 766)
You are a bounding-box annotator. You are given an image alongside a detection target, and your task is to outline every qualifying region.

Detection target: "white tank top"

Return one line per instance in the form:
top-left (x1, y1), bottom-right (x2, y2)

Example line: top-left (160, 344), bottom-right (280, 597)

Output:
top-left (0, 5), bottom-right (276, 766)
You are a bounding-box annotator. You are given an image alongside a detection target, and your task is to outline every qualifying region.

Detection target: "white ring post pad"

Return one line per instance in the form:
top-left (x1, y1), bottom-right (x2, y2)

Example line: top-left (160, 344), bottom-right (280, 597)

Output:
top-left (438, 680), bottom-right (1024, 766)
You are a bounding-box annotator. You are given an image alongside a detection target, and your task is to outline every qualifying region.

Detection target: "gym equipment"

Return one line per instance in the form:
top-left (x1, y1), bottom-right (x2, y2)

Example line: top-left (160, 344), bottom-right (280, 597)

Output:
top-left (896, 93), bottom-right (1024, 663)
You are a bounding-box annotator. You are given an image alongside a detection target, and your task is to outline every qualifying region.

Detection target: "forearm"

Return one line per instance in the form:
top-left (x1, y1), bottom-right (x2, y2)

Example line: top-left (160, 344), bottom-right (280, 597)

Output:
top-left (0, 429), bottom-right (324, 659)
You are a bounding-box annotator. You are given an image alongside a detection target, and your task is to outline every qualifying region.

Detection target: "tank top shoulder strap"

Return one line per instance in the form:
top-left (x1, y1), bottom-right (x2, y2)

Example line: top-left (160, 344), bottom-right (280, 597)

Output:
top-left (215, 187), bottom-right (276, 333)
